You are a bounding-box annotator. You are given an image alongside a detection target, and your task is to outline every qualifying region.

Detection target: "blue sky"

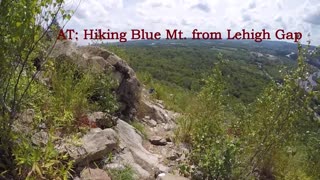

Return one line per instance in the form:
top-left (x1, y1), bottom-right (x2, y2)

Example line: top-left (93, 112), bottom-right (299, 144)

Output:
top-left (65, 0), bottom-right (320, 45)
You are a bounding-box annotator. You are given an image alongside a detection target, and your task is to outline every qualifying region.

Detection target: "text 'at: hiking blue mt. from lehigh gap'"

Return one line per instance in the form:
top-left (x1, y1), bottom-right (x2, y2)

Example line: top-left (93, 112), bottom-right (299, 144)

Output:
top-left (57, 28), bottom-right (303, 43)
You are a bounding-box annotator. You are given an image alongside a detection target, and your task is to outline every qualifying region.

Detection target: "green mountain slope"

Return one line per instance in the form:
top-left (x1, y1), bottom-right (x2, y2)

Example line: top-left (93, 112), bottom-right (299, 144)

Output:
top-left (104, 40), bottom-right (303, 103)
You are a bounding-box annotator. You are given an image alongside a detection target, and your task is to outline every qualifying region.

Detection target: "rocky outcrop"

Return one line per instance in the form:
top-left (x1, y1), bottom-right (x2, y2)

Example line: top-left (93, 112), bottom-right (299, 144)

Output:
top-left (50, 42), bottom-right (187, 179)
top-left (52, 41), bottom-right (141, 120)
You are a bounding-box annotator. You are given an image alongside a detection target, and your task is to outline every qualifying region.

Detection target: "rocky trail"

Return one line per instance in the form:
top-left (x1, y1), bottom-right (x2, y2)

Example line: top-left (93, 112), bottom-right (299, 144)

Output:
top-left (68, 90), bottom-right (189, 180)
top-left (14, 41), bottom-right (190, 180)
top-left (109, 97), bottom-right (188, 180)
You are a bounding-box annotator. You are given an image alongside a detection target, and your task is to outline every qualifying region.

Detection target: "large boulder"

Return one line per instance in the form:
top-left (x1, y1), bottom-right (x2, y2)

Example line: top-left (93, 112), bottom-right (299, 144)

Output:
top-left (138, 99), bottom-right (178, 124)
top-left (52, 41), bottom-right (141, 120)
top-left (56, 128), bottom-right (118, 165)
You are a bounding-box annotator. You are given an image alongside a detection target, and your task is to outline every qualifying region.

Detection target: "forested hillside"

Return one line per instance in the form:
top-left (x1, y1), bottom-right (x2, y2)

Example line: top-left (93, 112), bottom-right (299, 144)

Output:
top-left (104, 40), bottom-right (320, 179)
top-left (106, 40), bottom-right (304, 103)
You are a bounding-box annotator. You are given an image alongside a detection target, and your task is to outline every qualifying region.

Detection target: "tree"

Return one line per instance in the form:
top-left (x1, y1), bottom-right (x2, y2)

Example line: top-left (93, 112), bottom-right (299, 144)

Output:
top-left (0, 0), bottom-right (72, 177)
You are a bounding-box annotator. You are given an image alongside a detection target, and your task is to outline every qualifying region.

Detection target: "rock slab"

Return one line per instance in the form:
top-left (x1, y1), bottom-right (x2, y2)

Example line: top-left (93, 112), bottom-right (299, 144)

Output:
top-left (115, 120), bottom-right (169, 179)
top-left (80, 168), bottom-right (111, 180)
top-left (57, 128), bottom-right (118, 165)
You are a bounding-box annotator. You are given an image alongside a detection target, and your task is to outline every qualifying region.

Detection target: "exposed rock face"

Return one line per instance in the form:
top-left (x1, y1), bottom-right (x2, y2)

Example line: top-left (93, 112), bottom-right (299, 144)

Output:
top-left (80, 168), bottom-right (111, 180)
top-left (57, 128), bottom-right (118, 165)
top-left (52, 41), bottom-right (141, 120)
top-left (113, 120), bottom-right (169, 179)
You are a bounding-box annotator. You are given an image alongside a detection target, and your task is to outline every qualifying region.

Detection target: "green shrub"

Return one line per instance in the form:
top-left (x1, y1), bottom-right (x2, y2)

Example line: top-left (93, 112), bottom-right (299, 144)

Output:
top-left (177, 59), bottom-right (240, 179)
top-left (176, 49), bottom-right (318, 179)
top-left (89, 72), bottom-right (119, 114)
top-left (35, 59), bottom-right (118, 130)
top-left (13, 129), bottom-right (73, 180)
top-left (4, 57), bottom-right (119, 179)
top-left (108, 166), bottom-right (135, 180)
top-left (47, 60), bottom-right (94, 127)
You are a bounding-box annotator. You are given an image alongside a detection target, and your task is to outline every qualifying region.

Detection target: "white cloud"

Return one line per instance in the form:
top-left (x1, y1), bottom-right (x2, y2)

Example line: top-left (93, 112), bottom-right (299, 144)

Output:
top-left (191, 3), bottom-right (211, 13)
top-left (64, 0), bottom-right (320, 45)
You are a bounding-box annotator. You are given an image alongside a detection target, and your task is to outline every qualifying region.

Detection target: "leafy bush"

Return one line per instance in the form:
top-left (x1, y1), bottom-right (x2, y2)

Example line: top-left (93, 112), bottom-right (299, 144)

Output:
top-left (13, 130), bottom-right (73, 180)
top-left (176, 48), bottom-right (319, 179)
top-left (45, 60), bottom-right (94, 127)
top-left (5, 58), bottom-right (119, 179)
top-left (0, 0), bottom-right (73, 178)
top-left (177, 57), bottom-right (241, 179)
top-left (35, 59), bottom-right (118, 130)
top-left (89, 72), bottom-right (119, 114)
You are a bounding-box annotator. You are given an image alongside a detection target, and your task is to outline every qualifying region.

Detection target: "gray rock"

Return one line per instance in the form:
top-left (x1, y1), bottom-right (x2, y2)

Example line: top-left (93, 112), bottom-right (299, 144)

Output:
top-left (164, 123), bottom-right (175, 131)
top-left (156, 173), bottom-right (189, 180)
top-left (149, 136), bottom-right (167, 146)
top-left (58, 128), bottom-right (118, 165)
top-left (115, 149), bottom-right (150, 179)
top-left (38, 123), bottom-right (47, 129)
top-left (148, 119), bottom-right (158, 127)
top-left (80, 168), bottom-right (111, 180)
top-left (137, 99), bottom-right (179, 124)
top-left (73, 176), bottom-right (81, 180)
top-left (115, 120), bottom-right (169, 179)
top-left (20, 109), bottom-right (35, 123)
top-left (155, 100), bottom-right (165, 109)
top-left (103, 163), bottom-right (126, 171)
top-left (142, 116), bottom-right (157, 127)
top-left (31, 130), bottom-right (49, 146)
